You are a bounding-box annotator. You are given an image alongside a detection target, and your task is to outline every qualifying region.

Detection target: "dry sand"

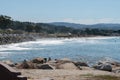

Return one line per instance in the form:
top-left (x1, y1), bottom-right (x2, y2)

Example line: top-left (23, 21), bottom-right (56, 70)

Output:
top-left (18, 68), bottom-right (120, 80)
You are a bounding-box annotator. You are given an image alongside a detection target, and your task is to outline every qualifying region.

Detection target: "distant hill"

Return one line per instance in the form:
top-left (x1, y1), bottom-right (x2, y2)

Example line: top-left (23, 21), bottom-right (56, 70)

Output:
top-left (51, 22), bottom-right (120, 30)
top-left (1, 15), bottom-right (120, 37)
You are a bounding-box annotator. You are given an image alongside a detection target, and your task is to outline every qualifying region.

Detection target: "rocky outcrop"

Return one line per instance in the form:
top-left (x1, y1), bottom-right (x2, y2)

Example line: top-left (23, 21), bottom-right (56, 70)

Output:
top-left (16, 60), bottom-right (35, 69)
top-left (56, 62), bottom-right (79, 70)
top-left (53, 58), bottom-right (81, 70)
top-left (2, 60), bottom-right (15, 67)
top-left (55, 58), bottom-right (74, 64)
top-left (74, 62), bottom-right (89, 67)
top-left (4, 57), bottom-right (89, 70)
top-left (93, 63), bottom-right (112, 72)
top-left (93, 59), bottom-right (120, 72)
top-left (32, 58), bottom-right (47, 64)
top-left (113, 68), bottom-right (120, 73)
top-left (98, 61), bottom-right (120, 67)
top-left (15, 58), bottom-right (81, 70)
top-left (36, 64), bottom-right (53, 69)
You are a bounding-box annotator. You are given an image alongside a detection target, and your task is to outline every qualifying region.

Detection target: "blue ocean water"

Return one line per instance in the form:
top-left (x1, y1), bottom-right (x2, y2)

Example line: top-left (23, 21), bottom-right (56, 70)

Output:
top-left (0, 37), bottom-right (120, 64)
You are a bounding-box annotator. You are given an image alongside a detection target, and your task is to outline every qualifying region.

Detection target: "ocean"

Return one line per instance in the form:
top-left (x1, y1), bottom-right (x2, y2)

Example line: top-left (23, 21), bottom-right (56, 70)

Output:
top-left (0, 37), bottom-right (120, 65)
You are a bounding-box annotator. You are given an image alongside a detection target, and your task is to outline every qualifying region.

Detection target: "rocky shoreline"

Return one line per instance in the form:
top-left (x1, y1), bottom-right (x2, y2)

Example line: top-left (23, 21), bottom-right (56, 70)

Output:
top-left (0, 33), bottom-right (36, 45)
top-left (1, 57), bottom-right (120, 80)
top-left (2, 57), bottom-right (120, 73)
top-left (0, 32), bottom-right (119, 45)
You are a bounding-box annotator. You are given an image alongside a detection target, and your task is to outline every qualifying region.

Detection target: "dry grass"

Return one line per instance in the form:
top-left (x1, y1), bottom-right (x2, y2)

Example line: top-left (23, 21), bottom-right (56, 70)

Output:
top-left (93, 75), bottom-right (120, 80)
top-left (80, 74), bottom-right (120, 80)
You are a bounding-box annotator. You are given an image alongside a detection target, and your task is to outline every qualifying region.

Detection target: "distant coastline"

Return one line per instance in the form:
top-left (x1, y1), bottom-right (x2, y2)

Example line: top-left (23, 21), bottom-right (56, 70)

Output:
top-left (0, 32), bottom-right (119, 45)
top-left (0, 15), bottom-right (120, 45)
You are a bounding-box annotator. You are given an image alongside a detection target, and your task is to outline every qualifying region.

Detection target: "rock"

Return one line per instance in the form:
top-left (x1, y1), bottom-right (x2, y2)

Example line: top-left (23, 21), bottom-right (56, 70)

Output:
top-left (98, 60), bottom-right (120, 67)
top-left (47, 58), bottom-right (81, 70)
top-left (36, 64), bottom-right (53, 70)
top-left (56, 58), bottom-right (73, 64)
top-left (32, 58), bottom-right (46, 64)
top-left (100, 64), bottom-right (112, 72)
top-left (60, 58), bottom-right (71, 61)
top-left (110, 62), bottom-right (120, 67)
top-left (74, 62), bottom-right (89, 67)
top-left (80, 66), bottom-right (93, 70)
top-left (56, 62), bottom-right (80, 70)
top-left (112, 67), bottom-right (120, 73)
top-left (16, 59), bottom-right (53, 69)
top-left (2, 60), bottom-right (15, 67)
top-left (55, 58), bottom-right (80, 69)
top-left (93, 63), bottom-right (112, 72)
top-left (46, 60), bottom-right (57, 69)
top-left (17, 60), bottom-right (34, 69)
top-left (113, 69), bottom-right (120, 73)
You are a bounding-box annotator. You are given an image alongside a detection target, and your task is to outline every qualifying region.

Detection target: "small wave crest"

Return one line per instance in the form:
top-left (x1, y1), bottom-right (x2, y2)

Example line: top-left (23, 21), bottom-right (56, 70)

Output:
top-left (0, 44), bottom-right (30, 51)
top-left (0, 36), bottom-right (119, 53)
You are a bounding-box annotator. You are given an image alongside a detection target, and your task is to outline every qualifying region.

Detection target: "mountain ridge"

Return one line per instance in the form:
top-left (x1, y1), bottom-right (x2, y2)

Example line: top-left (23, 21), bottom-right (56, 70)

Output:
top-left (51, 22), bottom-right (120, 30)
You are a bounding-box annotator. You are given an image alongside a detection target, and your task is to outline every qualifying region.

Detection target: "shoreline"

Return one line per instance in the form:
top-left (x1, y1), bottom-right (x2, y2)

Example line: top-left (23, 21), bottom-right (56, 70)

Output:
top-left (0, 36), bottom-right (120, 64)
top-left (0, 34), bottom-right (119, 45)
top-left (2, 57), bottom-right (120, 80)
top-left (19, 69), bottom-right (120, 80)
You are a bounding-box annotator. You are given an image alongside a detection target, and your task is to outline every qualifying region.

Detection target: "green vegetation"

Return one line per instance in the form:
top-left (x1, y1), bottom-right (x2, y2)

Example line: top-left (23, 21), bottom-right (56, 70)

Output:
top-left (93, 75), bottom-right (120, 80)
top-left (0, 15), bottom-right (12, 29)
top-left (80, 74), bottom-right (120, 80)
top-left (0, 15), bottom-right (120, 37)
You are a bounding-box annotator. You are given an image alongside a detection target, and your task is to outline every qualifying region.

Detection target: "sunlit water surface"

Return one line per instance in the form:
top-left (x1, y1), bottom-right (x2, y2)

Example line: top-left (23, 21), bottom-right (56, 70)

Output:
top-left (0, 37), bottom-right (120, 65)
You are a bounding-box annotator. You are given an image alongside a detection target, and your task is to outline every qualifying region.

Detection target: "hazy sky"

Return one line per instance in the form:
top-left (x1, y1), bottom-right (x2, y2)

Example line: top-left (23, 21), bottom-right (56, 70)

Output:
top-left (0, 0), bottom-right (120, 24)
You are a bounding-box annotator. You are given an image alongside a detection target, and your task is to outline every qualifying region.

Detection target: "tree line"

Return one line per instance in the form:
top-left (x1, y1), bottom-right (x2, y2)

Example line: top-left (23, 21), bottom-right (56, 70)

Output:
top-left (0, 15), bottom-right (120, 36)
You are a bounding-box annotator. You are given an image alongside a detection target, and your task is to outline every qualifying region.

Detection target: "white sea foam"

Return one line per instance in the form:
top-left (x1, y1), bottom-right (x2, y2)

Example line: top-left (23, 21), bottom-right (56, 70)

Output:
top-left (65, 36), bottom-right (119, 44)
top-left (60, 37), bottom-right (100, 44)
top-left (0, 36), bottom-right (118, 51)
top-left (81, 36), bottom-right (119, 40)
top-left (36, 39), bottom-right (64, 45)
top-left (0, 44), bottom-right (30, 51)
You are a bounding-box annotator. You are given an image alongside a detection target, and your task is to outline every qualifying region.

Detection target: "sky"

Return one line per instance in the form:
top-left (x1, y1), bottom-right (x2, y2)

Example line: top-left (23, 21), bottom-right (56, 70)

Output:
top-left (0, 0), bottom-right (120, 24)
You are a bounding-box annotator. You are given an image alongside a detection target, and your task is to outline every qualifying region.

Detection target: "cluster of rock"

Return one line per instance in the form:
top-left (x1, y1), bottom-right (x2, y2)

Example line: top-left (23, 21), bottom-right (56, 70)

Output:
top-left (1, 57), bottom-right (120, 73)
top-left (2, 58), bottom-right (88, 70)
top-left (93, 60), bottom-right (120, 73)
top-left (16, 58), bottom-right (89, 70)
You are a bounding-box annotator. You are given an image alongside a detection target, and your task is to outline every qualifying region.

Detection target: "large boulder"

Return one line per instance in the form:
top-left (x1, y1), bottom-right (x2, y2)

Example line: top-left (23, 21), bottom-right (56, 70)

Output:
top-left (93, 63), bottom-right (112, 72)
top-left (32, 58), bottom-right (47, 64)
top-left (36, 64), bottom-right (53, 70)
top-left (46, 60), bottom-right (57, 69)
top-left (113, 69), bottom-right (120, 73)
top-left (56, 58), bottom-right (73, 64)
top-left (109, 62), bottom-right (120, 67)
top-left (2, 60), bottom-right (15, 67)
top-left (112, 67), bottom-right (120, 73)
top-left (16, 60), bottom-right (34, 69)
top-left (55, 58), bottom-right (79, 69)
top-left (98, 60), bottom-right (120, 67)
top-left (56, 62), bottom-right (80, 70)
top-left (74, 62), bottom-right (89, 67)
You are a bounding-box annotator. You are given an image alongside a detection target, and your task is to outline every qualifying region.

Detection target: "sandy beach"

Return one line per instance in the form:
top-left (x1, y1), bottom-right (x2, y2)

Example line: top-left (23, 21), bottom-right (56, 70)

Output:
top-left (19, 68), bottom-right (120, 80)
